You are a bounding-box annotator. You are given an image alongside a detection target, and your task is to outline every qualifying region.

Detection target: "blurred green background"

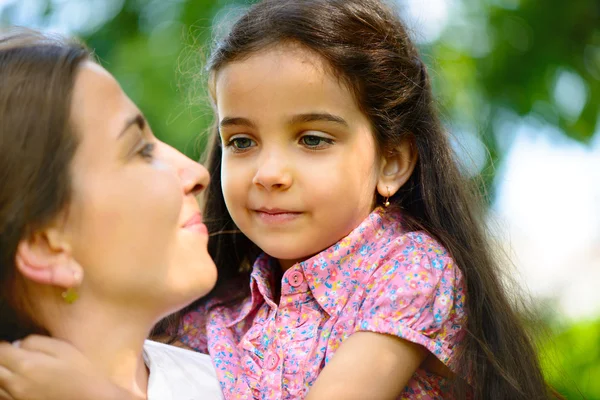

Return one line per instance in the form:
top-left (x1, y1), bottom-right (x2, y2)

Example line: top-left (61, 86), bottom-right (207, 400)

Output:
top-left (1, 0), bottom-right (598, 398)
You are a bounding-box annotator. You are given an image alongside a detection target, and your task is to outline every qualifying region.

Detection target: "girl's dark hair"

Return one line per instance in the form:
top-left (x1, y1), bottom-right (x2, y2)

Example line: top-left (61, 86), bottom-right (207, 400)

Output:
top-left (0, 29), bottom-right (89, 342)
top-left (177, 0), bottom-right (560, 398)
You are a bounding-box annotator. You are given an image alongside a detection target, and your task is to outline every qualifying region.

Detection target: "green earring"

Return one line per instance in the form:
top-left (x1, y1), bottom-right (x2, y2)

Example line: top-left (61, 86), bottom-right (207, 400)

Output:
top-left (61, 287), bottom-right (78, 304)
top-left (384, 186), bottom-right (391, 207)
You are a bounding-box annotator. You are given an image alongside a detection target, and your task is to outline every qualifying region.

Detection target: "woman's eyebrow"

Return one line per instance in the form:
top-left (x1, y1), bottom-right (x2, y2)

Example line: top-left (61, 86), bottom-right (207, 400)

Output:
top-left (118, 114), bottom-right (146, 139)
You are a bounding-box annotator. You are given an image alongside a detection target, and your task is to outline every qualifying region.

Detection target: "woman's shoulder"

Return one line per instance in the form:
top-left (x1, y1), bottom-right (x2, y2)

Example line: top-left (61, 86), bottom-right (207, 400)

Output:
top-left (143, 340), bottom-right (223, 400)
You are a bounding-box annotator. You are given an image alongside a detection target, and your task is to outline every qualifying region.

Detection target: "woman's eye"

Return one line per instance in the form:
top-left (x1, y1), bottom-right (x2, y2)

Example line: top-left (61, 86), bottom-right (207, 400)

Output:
top-left (227, 137), bottom-right (256, 151)
top-left (300, 135), bottom-right (334, 148)
top-left (138, 142), bottom-right (155, 160)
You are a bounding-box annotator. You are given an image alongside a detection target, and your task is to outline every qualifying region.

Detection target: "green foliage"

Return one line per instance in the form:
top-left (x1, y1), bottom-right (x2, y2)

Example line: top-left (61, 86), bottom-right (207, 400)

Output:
top-left (83, 0), bottom-right (224, 161)
top-left (541, 319), bottom-right (600, 399)
top-left (481, 0), bottom-right (599, 143)
top-left (428, 0), bottom-right (599, 192)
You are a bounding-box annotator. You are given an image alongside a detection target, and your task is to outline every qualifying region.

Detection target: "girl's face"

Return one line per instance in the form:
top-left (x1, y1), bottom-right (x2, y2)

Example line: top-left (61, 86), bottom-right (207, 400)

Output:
top-left (63, 62), bottom-right (216, 313)
top-left (215, 44), bottom-right (381, 269)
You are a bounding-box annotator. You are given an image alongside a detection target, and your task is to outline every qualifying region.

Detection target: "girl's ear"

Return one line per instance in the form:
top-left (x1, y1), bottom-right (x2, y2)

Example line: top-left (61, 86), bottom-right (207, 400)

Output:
top-left (15, 228), bottom-right (83, 289)
top-left (376, 136), bottom-right (418, 198)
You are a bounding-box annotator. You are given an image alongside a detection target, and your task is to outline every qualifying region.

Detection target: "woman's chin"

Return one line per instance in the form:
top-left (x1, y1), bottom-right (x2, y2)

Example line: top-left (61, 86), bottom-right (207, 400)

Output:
top-left (169, 272), bottom-right (217, 306)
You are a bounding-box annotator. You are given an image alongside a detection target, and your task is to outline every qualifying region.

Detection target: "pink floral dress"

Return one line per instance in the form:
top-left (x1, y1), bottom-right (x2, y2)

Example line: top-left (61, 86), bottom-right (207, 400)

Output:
top-left (180, 208), bottom-right (467, 399)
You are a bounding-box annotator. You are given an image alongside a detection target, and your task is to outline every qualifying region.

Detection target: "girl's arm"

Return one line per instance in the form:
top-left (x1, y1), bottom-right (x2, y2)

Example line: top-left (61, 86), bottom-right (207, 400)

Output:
top-left (0, 336), bottom-right (142, 400)
top-left (305, 331), bottom-right (427, 400)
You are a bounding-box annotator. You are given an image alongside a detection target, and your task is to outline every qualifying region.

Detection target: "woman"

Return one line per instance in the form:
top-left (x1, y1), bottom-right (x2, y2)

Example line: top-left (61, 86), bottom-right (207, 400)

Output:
top-left (0, 29), bottom-right (222, 400)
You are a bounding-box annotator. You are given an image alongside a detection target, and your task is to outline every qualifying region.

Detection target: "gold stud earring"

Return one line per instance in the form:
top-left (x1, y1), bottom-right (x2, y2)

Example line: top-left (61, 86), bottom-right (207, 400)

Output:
top-left (384, 186), bottom-right (391, 208)
top-left (61, 287), bottom-right (78, 304)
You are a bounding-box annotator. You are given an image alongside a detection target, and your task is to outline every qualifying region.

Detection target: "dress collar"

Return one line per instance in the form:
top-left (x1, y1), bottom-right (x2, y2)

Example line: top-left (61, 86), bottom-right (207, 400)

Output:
top-left (299, 207), bottom-right (403, 315)
top-left (223, 207), bottom-right (404, 325)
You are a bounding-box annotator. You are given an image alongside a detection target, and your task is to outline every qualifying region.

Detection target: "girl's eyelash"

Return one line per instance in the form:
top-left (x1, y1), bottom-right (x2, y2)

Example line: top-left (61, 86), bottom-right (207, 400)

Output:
top-left (300, 134), bottom-right (335, 149)
top-left (224, 136), bottom-right (256, 152)
top-left (222, 134), bottom-right (334, 151)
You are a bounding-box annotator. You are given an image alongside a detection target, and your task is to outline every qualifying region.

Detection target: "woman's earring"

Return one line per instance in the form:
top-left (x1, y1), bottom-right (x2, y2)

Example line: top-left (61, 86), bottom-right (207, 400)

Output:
top-left (384, 186), bottom-right (391, 208)
top-left (61, 267), bottom-right (82, 304)
top-left (61, 287), bottom-right (78, 304)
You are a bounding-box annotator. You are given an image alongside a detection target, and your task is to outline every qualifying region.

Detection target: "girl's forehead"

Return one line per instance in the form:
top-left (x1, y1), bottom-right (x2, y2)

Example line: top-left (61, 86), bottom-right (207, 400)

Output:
top-left (215, 43), bottom-right (334, 87)
top-left (212, 44), bottom-right (360, 117)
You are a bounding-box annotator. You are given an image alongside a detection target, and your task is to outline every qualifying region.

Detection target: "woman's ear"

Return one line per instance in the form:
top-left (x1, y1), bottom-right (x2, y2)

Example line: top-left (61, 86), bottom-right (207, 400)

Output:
top-left (376, 136), bottom-right (418, 198)
top-left (15, 228), bottom-right (82, 289)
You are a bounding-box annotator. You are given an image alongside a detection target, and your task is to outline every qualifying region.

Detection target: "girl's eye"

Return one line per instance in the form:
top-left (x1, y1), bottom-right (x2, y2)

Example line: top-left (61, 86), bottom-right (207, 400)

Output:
top-left (300, 135), bottom-right (334, 149)
top-left (138, 142), bottom-right (155, 160)
top-left (226, 137), bottom-right (256, 151)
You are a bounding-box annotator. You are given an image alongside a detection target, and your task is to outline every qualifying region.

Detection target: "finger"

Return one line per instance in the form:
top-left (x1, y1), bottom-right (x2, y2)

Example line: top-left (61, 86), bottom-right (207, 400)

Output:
top-left (0, 364), bottom-right (14, 382)
top-left (19, 335), bottom-right (78, 358)
top-left (0, 364), bottom-right (15, 399)
top-left (0, 387), bottom-right (15, 400)
top-left (0, 343), bottom-right (25, 371)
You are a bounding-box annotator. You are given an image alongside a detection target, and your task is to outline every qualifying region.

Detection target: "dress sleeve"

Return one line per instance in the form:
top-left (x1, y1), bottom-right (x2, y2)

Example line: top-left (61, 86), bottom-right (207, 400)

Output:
top-left (356, 232), bottom-right (467, 369)
top-left (178, 302), bottom-right (210, 353)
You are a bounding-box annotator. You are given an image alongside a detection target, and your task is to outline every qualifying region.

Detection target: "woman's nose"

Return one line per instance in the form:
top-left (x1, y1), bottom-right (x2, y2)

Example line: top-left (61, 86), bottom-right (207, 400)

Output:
top-left (164, 143), bottom-right (210, 195)
top-left (180, 159), bottom-right (209, 196)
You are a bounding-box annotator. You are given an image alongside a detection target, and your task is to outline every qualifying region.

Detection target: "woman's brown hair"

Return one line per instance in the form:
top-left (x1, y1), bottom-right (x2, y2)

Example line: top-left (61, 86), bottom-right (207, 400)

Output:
top-left (172, 0), bottom-right (561, 398)
top-left (0, 28), bottom-right (89, 342)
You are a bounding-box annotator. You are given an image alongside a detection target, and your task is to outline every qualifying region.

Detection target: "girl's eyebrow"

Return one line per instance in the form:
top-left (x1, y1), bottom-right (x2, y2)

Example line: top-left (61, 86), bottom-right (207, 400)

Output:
top-left (220, 116), bottom-right (257, 129)
top-left (219, 113), bottom-right (348, 130)
top-left (288, 112), bottom-right (348, 127)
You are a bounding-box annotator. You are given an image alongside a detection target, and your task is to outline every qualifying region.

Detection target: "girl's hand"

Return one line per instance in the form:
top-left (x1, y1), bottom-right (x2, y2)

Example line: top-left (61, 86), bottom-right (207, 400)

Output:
top-left (0, 335), bottom-right (139, 400)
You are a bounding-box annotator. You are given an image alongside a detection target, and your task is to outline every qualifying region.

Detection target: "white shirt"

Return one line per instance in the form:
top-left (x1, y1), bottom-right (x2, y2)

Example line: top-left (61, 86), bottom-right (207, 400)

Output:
top-left (143, 340), bottom-right (223, 400)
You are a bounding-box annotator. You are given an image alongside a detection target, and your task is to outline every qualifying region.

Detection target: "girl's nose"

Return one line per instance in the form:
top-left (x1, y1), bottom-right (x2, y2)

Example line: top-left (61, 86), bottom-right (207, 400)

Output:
top-left (252, 151), bottom-right (292, 191)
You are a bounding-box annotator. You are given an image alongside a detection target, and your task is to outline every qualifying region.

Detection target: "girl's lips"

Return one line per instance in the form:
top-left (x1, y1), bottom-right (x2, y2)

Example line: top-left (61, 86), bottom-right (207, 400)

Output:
top-left (253, 209), bottom-right (302, 224)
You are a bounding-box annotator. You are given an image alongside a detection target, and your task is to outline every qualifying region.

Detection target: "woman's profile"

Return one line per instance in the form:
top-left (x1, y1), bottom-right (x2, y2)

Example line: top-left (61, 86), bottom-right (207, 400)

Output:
top-left (0, 28), bottom-right (222, 400)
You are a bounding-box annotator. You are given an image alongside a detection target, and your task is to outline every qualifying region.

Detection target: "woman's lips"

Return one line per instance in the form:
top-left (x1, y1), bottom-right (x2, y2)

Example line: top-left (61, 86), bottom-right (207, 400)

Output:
top-left (182, 213), bottom-right (208, 235)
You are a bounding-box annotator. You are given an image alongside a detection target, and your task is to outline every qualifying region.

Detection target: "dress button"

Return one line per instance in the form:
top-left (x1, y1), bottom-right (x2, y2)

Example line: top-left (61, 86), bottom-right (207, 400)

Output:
top-left (289, 271), bottom-right (304, 287)
top-left (266, 354), bottom-right (279, 370)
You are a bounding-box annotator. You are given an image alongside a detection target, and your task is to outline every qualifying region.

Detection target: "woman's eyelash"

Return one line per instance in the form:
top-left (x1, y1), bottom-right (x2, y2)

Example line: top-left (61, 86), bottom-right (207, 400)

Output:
top-left (138, 142), bottom-right (155, 159)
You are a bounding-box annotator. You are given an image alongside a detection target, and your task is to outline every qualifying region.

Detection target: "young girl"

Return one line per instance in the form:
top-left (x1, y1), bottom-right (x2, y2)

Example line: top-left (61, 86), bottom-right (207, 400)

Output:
top-left (0, 0), bottom-right (558, 399)
top-left (173, 0), bottom-right (557, 398)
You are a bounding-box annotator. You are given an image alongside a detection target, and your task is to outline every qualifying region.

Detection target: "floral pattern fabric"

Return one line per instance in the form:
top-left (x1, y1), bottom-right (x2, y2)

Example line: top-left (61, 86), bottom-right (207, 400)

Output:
top-left (180, 208), bottom-right (467, 399)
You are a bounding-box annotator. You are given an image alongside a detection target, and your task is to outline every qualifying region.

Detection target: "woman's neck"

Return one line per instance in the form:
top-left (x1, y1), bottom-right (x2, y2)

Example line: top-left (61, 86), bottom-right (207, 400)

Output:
top-left (44, 297), bottom-right (154, 398)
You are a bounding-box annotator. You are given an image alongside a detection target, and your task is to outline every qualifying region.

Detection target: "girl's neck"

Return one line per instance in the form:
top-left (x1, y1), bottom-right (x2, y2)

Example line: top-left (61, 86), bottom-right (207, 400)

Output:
top-left (271, 261), bottom-right (285, 304)
top-left (44, 297), bottom-right (155, 398)
top-left (277, 258), bottom-right (304, 272)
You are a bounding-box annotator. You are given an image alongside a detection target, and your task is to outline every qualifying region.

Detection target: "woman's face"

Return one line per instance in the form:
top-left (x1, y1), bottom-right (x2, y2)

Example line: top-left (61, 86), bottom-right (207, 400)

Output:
top-left (63, 62), bottom-right (216, 314)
